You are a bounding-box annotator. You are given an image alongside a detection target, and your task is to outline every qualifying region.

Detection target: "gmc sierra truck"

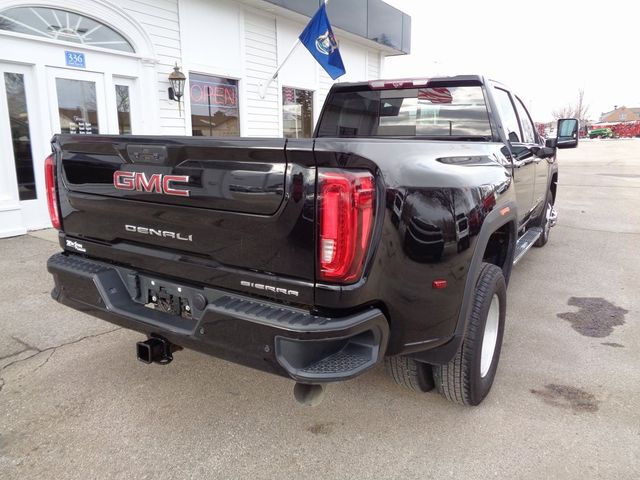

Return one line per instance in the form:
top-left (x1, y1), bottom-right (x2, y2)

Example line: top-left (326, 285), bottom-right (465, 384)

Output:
top-left (46, 75), bottom-right (579, 406)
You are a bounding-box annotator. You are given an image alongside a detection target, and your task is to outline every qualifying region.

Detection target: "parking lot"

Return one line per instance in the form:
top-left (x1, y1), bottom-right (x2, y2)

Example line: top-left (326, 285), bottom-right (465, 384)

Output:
top-left (1, 140), bottom-right (639, 479)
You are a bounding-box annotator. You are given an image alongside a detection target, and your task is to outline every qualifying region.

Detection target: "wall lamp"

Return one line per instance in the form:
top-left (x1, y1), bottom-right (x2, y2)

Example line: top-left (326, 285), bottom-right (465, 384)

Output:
top-left (168, 63), bottom-right (186, 107)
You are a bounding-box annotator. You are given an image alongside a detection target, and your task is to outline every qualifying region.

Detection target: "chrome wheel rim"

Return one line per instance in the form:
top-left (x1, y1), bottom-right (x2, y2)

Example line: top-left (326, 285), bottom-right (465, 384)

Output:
top-left (544, 202), bottom-right (552, 236)
top-left (480, 294), bottom-right (500, 378)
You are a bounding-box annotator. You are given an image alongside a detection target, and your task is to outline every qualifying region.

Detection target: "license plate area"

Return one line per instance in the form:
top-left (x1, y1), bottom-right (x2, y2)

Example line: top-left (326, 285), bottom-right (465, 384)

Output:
top-left (145, 282), bottom-right (192, 319)
top-left (125, 273), bottom-right (212, 326)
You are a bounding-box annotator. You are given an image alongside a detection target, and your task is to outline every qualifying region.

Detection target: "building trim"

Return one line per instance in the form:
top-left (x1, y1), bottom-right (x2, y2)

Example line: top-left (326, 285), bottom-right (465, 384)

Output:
top-left (0, 0), bottom-right (157, 61)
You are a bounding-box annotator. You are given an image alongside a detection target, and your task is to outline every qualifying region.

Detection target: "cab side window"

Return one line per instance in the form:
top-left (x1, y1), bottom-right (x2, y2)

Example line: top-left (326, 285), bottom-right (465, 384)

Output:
top-left (514, 97), bottom-right (536, 144)
top-left (493, 87), bottom-right (521, 143)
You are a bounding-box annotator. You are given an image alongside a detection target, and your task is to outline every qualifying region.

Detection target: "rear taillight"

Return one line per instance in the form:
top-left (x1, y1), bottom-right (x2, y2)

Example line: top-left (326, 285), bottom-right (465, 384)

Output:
top-left (319, 170), bottom-right (375, 283)
top-left (45, 154), bottom-right (61, 230)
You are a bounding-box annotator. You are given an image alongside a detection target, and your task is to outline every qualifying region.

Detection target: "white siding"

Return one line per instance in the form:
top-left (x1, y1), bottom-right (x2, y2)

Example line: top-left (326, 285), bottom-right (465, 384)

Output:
top-left (337, 41), bottom-right (368, 83)
top-left (243, 10), bottom-right (280, 137)
top-left (180, 0), bottom-right (243, 77)
top-left (368, 51), bottom-right (381, 80)
top-left (316, 69), bottom-right (334, 124)
top-left (119, 0), bottom-right (185, 134)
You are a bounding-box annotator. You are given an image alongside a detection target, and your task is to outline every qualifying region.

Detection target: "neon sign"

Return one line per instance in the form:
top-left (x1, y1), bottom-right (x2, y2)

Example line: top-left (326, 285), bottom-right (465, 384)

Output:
top-left (190, 81), bottom-right (238, 108)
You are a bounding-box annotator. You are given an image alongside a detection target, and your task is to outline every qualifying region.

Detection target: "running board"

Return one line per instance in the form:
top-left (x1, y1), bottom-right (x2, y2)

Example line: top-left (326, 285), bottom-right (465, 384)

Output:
top-left (513, 227), bottom-right (542, 265)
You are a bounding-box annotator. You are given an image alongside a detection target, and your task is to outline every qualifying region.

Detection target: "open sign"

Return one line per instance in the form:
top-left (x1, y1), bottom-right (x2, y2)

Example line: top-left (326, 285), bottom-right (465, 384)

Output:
top-left (190, 81), bottom-right (238, 108)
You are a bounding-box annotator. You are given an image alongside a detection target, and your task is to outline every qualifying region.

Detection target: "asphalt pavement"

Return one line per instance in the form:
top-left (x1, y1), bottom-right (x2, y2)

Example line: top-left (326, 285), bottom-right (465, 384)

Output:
top-left (1, 139), bottom-right (639, 479)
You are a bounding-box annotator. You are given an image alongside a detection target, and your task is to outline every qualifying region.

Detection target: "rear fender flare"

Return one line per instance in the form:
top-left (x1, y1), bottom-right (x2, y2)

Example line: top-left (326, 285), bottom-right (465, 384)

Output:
top-left (408, 201), bottom-right (517, 365)
top-left (454, 201), bottom-right (517, 338)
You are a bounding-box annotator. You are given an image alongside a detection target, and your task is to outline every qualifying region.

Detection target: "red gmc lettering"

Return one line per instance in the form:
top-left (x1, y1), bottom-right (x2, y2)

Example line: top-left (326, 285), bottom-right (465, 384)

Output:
top-left (113, 171), bottom-right (190, 197)
top-left (135, 173), bottom-right (162, 193)
top-left (113, 171), bottom-right (135, 190)
top-left (162, 175), bottom-right (190, 197)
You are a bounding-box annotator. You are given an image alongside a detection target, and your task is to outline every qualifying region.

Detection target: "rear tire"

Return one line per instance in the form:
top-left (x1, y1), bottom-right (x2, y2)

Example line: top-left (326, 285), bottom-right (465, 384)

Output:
top-left (385, 355), bottom-right (435, 392)
top-left (433, 263), bottom-right (506, 406)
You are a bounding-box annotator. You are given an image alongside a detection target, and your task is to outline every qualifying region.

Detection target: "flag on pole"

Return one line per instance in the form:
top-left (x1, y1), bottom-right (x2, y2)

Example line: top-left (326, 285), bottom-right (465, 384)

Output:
top-left (298, 4), bottom-right (346, 80)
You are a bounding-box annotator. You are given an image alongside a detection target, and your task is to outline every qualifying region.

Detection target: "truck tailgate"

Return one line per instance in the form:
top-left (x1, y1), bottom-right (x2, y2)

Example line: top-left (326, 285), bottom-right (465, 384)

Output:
top-left (54, 135), bottom-right (316, 286)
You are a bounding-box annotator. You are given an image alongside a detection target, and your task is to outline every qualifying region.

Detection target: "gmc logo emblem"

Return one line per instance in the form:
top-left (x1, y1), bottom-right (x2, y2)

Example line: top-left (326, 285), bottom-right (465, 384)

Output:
top-left (113, 171), bottom-right (190, 197)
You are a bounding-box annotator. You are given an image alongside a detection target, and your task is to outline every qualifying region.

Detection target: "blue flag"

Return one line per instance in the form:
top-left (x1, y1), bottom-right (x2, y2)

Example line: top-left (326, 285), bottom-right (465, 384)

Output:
top-left (298, 4), bottom-right (346, 80)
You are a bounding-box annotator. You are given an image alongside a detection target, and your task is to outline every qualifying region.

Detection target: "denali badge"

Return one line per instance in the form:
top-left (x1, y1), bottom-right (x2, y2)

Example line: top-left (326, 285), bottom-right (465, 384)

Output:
top-left (125, 225), bottom-right (193, 242)
top-left (114, 171), bottom-right (190, 197)
top-left (240, 281), bottom-right (299, 297)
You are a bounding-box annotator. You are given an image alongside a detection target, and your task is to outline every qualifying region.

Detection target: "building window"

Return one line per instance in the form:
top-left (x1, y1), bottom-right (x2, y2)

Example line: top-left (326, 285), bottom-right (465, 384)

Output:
top-left (282, 87), bottom-right (313, 138)
top-left (4, 72), bottom-right (36, 200)
top-left (115, 85), bottom-right (131, 134)
top-left (55, 78), bottom-right (99, 134)
top-left (189, 73), bottom-right (239, 137)
top-left (0, 7), bottom-right (134, 52)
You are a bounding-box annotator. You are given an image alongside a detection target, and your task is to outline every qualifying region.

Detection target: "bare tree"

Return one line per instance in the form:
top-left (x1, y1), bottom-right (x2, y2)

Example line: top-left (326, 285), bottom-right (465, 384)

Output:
top-left (553, 89), bottom-right (590, 125)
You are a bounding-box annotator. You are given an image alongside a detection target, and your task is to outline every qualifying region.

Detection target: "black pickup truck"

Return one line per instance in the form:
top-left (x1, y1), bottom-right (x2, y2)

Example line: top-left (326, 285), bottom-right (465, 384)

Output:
top-left (46, 75), bottom-right (579, 406)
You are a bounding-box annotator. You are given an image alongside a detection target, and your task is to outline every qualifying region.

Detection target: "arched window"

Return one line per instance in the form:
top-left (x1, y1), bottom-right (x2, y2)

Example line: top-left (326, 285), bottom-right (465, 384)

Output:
top-left (0, 6), bottom-right (134, 52)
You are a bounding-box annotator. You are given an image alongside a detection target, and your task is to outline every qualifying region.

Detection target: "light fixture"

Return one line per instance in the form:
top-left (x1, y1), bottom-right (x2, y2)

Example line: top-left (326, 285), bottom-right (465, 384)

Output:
top-left (168, 63), bottom-right (186, 103)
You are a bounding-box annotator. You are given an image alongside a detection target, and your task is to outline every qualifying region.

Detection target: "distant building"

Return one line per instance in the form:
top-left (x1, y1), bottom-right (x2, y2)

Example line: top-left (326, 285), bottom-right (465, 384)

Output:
top-left (600, 106), bottom-right (640, 123)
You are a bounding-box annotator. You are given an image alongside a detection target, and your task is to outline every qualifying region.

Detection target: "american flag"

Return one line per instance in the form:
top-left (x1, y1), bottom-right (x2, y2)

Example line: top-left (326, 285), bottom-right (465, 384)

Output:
top-left (283, 87), bottom-right (296, 104)
top-left (418, 87), bottom-right (453, 104)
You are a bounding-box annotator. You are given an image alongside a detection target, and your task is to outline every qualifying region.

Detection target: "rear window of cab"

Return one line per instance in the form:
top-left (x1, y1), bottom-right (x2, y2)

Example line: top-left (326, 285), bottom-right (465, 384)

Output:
top-left (317, 86), bottom-right (492, 139)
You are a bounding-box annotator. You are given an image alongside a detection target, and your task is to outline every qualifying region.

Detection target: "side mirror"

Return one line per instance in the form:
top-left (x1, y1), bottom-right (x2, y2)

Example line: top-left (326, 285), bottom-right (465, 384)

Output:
top-left (545, 138), bottom-right (557, 148)
top-left (556, 118), bottom-right (579, 149)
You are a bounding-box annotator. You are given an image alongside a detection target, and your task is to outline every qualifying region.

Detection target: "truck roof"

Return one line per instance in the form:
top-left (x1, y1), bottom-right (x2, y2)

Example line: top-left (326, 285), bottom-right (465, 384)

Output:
top-left (330, 75), bottom-right (487, 93)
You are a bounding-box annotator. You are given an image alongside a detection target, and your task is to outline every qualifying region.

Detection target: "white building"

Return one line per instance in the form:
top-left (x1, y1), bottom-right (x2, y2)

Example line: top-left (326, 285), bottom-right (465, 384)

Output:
top-left (0, 0), bottom-right (410, 238)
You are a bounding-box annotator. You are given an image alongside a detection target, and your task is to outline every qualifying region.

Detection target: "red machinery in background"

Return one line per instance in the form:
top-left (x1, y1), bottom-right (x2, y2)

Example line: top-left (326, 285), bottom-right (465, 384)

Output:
top-left (611, 122), bottom-right (640, 138)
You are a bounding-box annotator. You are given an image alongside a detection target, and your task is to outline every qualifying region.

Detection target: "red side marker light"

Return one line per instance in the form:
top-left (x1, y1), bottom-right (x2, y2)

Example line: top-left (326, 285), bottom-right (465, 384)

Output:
top-left (432, 279), bottom-right (448, 289)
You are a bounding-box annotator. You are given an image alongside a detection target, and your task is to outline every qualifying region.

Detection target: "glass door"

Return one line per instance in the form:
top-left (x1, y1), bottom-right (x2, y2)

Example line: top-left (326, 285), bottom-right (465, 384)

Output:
top-left (112, 77), bottom-right (137, 135)
top-left (0, 63), bottom-right (46, 235)
top-left (47, 68), bottom-right (108, 135)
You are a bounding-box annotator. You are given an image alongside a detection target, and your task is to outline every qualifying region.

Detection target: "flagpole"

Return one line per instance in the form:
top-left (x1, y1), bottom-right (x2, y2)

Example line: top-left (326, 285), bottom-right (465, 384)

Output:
top-left (259, 39), bottom-right (301, 99)
top-left (258, 0), bottom-right (331, 99)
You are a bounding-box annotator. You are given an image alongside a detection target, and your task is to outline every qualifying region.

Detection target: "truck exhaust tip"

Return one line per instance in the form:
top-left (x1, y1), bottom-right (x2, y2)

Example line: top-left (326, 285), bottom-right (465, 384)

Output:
top-left (293, 383), bottom-right (326, 407)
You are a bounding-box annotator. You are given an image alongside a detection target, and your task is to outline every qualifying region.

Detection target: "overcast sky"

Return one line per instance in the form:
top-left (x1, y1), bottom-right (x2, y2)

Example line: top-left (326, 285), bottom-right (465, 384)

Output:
top-left (383, 0), bottom-right (639, 122)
